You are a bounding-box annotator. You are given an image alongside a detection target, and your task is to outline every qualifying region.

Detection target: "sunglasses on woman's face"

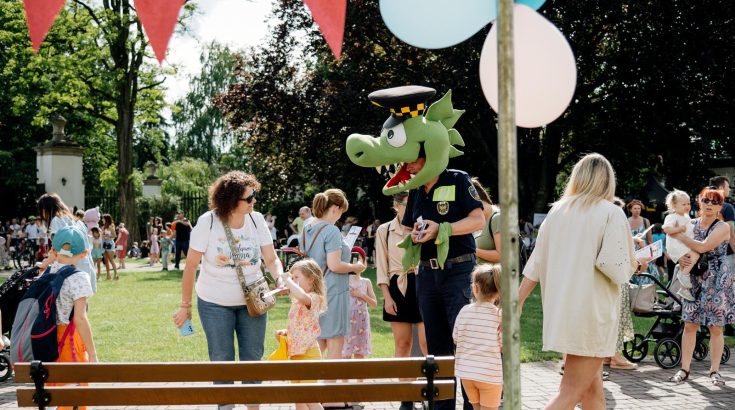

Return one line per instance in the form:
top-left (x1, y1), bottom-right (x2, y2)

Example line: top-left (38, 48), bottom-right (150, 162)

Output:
top-left (701, 198), bottom-right (722, 205)
top-left (240, 191), bottom-right (257, 204)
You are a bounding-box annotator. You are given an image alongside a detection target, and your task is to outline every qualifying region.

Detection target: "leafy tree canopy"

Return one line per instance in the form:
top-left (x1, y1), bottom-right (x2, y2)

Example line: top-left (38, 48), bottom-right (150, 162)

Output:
top-left (216, 0), bottom-right (735, 221)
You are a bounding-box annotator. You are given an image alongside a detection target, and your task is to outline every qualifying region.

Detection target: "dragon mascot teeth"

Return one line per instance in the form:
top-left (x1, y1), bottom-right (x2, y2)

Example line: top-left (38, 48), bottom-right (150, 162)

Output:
top-left (345, 86), bottom-right (466, 194)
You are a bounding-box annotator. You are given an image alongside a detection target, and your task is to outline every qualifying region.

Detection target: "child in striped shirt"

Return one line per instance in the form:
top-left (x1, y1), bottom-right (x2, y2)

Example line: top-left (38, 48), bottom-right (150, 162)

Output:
top-left (453, 264), bottom-right (503, 410)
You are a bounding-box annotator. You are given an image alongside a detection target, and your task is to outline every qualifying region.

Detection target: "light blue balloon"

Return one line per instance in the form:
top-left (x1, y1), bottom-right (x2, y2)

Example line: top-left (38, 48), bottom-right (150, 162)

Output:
top-left (516, 0), bottom-right (546, 10)
top-left (379, 0), bottom-right (496, 50)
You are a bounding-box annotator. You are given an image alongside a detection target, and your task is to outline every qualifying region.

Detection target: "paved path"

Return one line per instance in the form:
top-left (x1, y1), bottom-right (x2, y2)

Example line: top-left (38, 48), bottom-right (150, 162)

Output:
top-left (1, 358), bottom-right (734, 409)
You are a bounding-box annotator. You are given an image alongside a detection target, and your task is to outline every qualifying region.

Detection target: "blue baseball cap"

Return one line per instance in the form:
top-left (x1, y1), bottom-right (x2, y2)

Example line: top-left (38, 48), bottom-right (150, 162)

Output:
top-left (53, 226), bottom-right (87, 257)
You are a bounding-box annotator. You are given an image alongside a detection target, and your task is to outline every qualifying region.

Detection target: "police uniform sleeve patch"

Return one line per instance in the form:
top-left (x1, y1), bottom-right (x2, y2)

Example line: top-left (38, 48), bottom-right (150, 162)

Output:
top-left (468, 185), bottom-right (481, 201)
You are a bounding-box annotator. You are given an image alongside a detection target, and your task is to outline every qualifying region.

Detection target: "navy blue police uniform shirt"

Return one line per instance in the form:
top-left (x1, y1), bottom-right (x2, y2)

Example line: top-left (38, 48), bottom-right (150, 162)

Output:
top-left (402, 169), bottom-right (484, 261)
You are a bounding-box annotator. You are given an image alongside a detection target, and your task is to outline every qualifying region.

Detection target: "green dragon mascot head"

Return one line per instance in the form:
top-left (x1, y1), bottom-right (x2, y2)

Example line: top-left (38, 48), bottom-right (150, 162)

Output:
top-left (345, 86), bottom-right (465, 195)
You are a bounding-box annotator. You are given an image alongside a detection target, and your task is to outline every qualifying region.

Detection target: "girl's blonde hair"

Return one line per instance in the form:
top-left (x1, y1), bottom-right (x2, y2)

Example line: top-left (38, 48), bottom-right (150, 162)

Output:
top-left (555, 153), bottom-right (616, 210)
top-left (290, 259), bottom-right (327, 314)
top-left (472, 264), bottom-right (502, 302)
top-left (312, 189), bottom-right (349, 218)
top-left (665, 190), bottom-right (690, 213)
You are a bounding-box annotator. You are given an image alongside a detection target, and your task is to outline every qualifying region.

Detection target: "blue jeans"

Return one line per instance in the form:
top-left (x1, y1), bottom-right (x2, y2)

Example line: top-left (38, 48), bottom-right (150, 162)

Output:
top-left (174, 240), bottom-right (189, 269)
top-left (417, 258), bottom-right (474, 410)
top-left (197, 297), bottom-right (267, 384)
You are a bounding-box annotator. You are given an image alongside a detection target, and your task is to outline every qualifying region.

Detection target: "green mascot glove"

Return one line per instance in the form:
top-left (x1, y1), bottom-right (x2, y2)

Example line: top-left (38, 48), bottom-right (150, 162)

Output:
top-left (397, 235), bottom-right (421, 272)
top-left (434, 222), bottom-right (453, 269)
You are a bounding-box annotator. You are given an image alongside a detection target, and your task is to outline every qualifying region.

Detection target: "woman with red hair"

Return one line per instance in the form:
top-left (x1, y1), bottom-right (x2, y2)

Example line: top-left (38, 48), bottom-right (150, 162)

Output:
top-left (669, 187), bottom-right (733, 386)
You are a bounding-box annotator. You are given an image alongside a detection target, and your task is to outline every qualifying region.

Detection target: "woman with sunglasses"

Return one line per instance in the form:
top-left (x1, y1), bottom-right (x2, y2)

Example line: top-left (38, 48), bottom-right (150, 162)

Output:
top-left (173, 171), bottom-right (284, 410)
top-left (669, 187), bottom-right (733, 387)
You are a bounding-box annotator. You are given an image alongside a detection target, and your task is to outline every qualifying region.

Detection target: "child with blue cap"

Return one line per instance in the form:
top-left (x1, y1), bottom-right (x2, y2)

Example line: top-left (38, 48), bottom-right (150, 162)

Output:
top-left (50, 225), bottom-right (98, 401)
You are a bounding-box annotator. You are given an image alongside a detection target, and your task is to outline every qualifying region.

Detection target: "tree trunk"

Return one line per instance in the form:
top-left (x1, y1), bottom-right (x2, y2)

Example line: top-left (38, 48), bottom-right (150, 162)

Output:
top-left (116, 74), bottom-right (139, 243)
top-left (534, 125), bottom-right (562, 212)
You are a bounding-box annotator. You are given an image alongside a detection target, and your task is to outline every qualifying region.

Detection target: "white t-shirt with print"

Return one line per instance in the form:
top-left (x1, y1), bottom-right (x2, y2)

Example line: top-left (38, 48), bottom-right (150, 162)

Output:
top-left (49, 263), bottom-right (94, 325)
top-left (191, 211), bottom-right (273, 306)
top-left (663, 213), bottom-right (693, 262)
top-left (10, 224), bottom-right (20, 239)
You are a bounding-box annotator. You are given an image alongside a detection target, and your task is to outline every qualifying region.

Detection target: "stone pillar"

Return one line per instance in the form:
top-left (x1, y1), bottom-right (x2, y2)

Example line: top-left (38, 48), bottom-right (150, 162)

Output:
top-left (142, 161), bottom-right (161, 198)
top-left (35, 115), bottom-right (85, 209)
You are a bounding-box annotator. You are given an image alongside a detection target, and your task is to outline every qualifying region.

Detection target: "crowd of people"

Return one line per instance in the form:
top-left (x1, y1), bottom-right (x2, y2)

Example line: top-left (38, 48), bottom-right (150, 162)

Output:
top-left (0, 157), bottom-right (733, 410)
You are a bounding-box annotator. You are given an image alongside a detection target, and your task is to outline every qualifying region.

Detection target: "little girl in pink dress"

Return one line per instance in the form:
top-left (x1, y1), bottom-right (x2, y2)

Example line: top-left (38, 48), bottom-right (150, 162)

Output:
top-left (342, 272), bottom-right (377, 358)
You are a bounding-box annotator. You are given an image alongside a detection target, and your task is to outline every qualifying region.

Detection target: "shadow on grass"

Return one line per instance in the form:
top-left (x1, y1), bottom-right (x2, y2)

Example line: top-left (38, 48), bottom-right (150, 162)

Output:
top-left (137, 270), bottom-right (185, 282)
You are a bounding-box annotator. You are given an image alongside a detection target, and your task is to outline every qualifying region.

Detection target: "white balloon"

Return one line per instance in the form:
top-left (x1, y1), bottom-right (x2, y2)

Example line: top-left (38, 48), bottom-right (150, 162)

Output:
top-left (480, 4), bottom-right (577, 128)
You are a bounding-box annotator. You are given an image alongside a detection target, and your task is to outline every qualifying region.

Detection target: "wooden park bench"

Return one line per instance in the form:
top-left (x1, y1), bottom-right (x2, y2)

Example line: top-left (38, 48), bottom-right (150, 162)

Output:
top-left (15, 356), bottom-right (455, 409)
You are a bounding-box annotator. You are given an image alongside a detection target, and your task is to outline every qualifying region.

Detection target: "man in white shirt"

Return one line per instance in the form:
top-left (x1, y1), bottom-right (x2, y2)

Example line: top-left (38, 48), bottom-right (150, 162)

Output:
top-left (9, 218), bottom-right (20, 248)
top-left (25, 216), bottom-right (40, 253)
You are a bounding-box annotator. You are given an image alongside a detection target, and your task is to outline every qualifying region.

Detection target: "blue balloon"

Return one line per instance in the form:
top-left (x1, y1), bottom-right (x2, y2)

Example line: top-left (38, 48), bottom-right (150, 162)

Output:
top-left (516, 0), bottom-right (546, 10)
top-left (379, 0), bottom-right (496, 49)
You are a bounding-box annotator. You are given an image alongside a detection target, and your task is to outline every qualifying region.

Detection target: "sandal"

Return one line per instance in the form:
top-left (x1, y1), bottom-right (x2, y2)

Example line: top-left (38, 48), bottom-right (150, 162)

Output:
top-left (669, 369), bottom-right (690, 384)
top-left (710, 371), bottom-right (726, 386)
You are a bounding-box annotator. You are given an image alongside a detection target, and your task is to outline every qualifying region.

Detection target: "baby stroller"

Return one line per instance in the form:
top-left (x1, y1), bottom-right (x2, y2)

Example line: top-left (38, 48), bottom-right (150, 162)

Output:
top-left (0, 266), bottom-right (39, 382)
top-left (622, 273), bottom-right (730, 369)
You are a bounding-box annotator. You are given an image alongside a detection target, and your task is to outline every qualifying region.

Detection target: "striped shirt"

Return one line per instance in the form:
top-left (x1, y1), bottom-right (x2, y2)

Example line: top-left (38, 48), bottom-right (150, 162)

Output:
top-left (452, 301), bottom-right (503, 384)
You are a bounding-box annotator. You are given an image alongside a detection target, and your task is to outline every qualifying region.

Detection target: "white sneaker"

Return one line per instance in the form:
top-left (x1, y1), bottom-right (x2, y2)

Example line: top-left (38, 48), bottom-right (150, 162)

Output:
top-left (678, 272), bottom-right (693, 289)
top-left (677, 288), bottom-right (695, 302)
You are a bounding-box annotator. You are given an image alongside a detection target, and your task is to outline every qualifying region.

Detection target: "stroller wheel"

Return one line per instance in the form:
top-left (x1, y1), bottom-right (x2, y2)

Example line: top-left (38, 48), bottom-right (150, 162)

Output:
top-left (654, 338), bottom-right (682, 369)
top-left (623, 333), bottom-right (649, 363)
top-left (0, 354), bottom-right (12, 382)
top-left (693, 341), bottom-right (709, 361)
top-left (721, 345), bottom-right (730, 364)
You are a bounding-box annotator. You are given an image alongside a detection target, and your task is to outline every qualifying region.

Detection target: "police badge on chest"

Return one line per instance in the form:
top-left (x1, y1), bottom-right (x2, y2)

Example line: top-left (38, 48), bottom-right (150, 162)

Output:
top-left (437, 201), bottom-right (449, 215)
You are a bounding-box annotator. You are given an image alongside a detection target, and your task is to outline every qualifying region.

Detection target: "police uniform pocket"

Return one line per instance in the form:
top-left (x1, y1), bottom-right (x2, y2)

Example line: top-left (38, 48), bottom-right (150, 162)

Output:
top-left (461, 285), bottom-right (472, 302)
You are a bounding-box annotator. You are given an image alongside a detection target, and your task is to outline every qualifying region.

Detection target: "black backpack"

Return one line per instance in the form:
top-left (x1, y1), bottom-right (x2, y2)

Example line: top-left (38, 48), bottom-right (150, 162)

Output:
top-left (10, 265), bottom-right (79, 363)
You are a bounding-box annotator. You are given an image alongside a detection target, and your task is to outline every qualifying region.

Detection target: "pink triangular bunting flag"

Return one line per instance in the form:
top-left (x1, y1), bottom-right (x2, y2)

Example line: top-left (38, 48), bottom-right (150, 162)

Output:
top-left (23, 0), bottom-right (66, 52)
top-left (134, 0), bottom-right (185, 64)
top-left (303, 0), bottom-right (346, 59)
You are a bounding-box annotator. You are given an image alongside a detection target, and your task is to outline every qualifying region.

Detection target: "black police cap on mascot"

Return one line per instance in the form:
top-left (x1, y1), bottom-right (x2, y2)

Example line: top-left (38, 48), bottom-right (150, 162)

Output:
top-left (368, 85), bottom-right (436, 129)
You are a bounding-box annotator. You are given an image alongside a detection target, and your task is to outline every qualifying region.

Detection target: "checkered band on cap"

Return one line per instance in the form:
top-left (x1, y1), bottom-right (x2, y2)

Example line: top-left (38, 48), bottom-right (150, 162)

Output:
top-left (389, 103), bottom-right (426, 118)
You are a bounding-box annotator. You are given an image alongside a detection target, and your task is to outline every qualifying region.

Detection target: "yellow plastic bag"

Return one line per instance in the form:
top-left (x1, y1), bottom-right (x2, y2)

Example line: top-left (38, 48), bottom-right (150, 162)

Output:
top-left (268, 335), bottom-right (288, 361)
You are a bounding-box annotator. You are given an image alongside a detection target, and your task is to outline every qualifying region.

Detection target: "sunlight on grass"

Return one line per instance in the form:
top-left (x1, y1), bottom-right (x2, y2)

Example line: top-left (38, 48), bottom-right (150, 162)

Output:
top-left (87, 267), bottom-right (553, 362)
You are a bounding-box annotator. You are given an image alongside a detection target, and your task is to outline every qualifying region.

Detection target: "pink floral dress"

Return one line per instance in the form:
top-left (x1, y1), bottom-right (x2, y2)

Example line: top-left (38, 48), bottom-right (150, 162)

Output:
top-left (287, 293), bottom-right (322, 357)
top-left (342, 277), bottom-right (372, 357)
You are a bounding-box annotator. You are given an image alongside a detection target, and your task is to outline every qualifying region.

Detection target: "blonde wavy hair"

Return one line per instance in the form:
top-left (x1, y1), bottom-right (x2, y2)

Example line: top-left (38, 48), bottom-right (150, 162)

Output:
top-left (554, 153), bottom-right (616, 209)
top-left (290, 259), bottom-right (327, 314)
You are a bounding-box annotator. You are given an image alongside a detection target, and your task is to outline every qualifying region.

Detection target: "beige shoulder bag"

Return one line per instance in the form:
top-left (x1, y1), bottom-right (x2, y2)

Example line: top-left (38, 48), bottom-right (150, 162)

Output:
top-left (223, 216), bottom-right (275, 317)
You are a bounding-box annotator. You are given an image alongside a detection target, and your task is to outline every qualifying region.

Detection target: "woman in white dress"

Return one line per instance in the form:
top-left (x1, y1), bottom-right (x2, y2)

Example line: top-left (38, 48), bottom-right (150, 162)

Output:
top-left (519, 153), bottom-right (644, 409)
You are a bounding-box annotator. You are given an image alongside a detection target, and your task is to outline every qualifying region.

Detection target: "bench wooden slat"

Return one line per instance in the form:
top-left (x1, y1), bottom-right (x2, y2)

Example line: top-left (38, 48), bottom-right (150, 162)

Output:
top-left (14, 357), bottom-right (454, 383)
top-left (16, 380), bottom-right (456, 407)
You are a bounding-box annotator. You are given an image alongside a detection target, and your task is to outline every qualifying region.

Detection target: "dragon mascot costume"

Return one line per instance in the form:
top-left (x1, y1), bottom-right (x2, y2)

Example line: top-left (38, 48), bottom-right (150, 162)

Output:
top-left (346, 86), bottom-right (484, 410)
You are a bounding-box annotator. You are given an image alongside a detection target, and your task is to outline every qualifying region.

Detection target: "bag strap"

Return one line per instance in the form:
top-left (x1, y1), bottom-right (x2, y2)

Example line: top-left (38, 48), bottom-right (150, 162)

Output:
top-left (699, 220), bottom-right (720, 256)
top-left (299, 223), bottom-right (328, 257)
top-left (385, 223), bottom-right (391, 272)
top-left (222, 221), bottom-right (252, 296)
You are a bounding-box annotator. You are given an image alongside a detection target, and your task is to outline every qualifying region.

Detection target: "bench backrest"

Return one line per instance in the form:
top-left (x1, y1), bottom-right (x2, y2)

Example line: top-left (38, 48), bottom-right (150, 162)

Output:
top-left (16, 357), bottom-right (456, 408)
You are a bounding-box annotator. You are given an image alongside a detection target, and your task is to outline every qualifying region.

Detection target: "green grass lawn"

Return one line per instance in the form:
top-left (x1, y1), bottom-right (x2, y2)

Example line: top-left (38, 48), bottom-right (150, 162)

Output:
top-left (23, 261), bottom-right (731, 363)
top-left (89, 266), bottom-right (563, 363)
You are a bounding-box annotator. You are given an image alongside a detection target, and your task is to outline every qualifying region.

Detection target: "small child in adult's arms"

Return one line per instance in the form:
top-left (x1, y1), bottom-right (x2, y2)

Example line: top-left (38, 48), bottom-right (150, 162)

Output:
top-left (662, 190), bottom-right (699, 301)
top-left (275, 259), bottom-right (327, 410)
top-left (453, 264), bottom-right (503, 410)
